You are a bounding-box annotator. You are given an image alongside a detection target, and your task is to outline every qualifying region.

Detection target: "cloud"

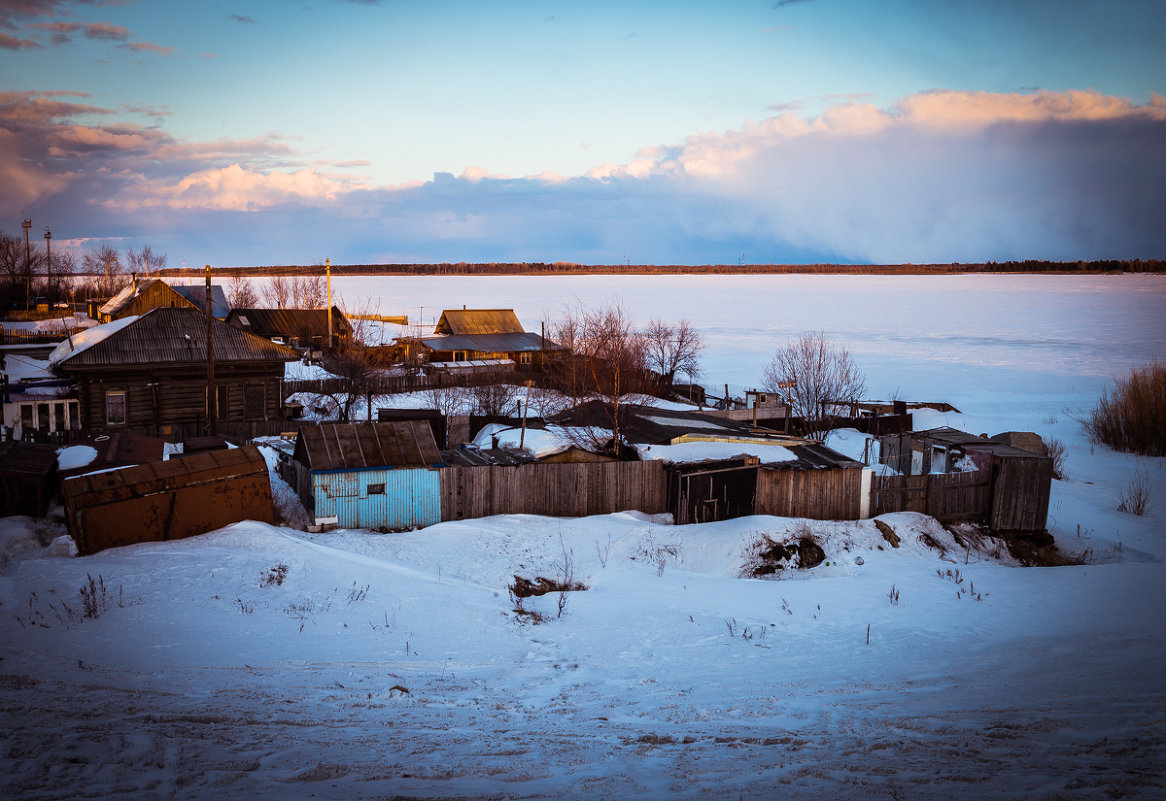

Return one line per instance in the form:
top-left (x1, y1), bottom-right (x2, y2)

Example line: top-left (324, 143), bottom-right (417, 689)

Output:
top-left (0, 31), bottom-right (39, 48)
top-left (228, 14), bottom-right (255, 24)
top-left (29, 20), bottom-right (130, 42)
top-left (773, 0), bottom-right (813, 8)
top-left (120, 40), bottom-right (175, 55)
top-left (113, 164), bottom-right (351, 211)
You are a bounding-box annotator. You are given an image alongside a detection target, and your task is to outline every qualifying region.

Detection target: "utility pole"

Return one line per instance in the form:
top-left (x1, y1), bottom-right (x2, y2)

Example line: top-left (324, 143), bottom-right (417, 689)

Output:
top-left (43, 228), bottom-right (51, 301)
top-left (205, 264), bottom-right (217, 436)
top-left (21, 218), bottom-right (31, 310)
top-left (326, 257), bottom-right (333, 349)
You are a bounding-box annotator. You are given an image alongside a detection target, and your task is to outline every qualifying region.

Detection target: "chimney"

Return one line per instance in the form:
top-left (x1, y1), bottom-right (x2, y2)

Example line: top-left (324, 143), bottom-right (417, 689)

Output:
top-left (131, 272), bottom-right (137, 291)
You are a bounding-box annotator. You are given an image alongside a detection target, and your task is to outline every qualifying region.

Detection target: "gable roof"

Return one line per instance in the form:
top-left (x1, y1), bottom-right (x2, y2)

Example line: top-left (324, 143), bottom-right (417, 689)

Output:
top-left (226, 307), bottom-right (352, 339)
top-left (551, 401), bottom-right (772, 445)
top-left (172, 284), bottom-right (230, 319)
top-left (54, 307), bottom-right (299, 370)
top-left (295, 420), bottom-right (442, 471)
top-left (434, 309), bottom-right (524, 336)
top-left (98, 279), bottom-right (229, 319)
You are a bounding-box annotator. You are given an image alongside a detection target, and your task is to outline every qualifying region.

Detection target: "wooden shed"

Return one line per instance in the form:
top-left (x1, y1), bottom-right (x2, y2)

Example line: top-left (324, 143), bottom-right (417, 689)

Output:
top-left (418, 308), bottom-right (563, 372)
top-left (60, 444), bottom-right (274, 555)
top-left (293, 421), bottom-right (444, 530)
top-left (876, 427), bottom-right (1053, 531)
top-left (226, 307), bottom-right (353, 351)
top-left (0, 440), bottom-right (58, 517)
top-left (98, 278), bottom-right (229, 322)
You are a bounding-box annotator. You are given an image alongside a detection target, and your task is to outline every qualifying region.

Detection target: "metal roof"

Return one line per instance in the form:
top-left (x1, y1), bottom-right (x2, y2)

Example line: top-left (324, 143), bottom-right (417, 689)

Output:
top-left (172, 284), bottom-right (231, 319)
top-left (226, 307), bottom-right (352, 339)
top-left (434, 309), bottom-right (524, 336)
top-left (0, 440), bottom-right (58, 477)
top-left (420, 331), bottom-right (557, 354)
top-left (54, 307), bottom-right (299, 369)
top-left (295, 420), bottom-right (442, 471)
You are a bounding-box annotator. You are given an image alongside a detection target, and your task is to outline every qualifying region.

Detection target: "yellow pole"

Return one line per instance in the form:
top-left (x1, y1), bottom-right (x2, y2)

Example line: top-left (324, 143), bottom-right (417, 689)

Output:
top-left (326, 258), bottom-right (333, 349)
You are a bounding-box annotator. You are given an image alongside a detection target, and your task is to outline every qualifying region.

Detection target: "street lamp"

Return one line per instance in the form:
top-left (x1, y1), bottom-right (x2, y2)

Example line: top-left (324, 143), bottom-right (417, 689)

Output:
top-left (43, 227), bottom-right (51, 302)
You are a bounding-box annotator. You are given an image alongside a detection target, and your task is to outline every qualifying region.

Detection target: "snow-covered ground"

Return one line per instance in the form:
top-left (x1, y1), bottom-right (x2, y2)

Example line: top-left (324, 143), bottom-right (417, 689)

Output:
top-left (2, 274), bottom-right (1165, 800)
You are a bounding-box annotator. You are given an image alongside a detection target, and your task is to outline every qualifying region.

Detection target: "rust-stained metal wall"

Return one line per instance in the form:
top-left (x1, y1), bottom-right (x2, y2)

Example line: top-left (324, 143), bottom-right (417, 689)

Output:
top-left (61, 444), bottom-right (273, 555)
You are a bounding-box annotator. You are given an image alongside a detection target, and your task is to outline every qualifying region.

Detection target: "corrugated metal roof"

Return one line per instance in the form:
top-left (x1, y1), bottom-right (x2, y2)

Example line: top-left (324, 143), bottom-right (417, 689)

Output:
top-left (434, 309), bottom-right (524, 336)
top-left (54, 307), bottom-right (299, 369)
top-left (172, 284), bottom-right (231, 319)
top-left (226, 307), bottom-right (352, 338)
top-left (296, 420), bottom-right (441, 471)
top-left (420, 332), bottom-right (558, 354)
top-left (60, 444), bottom-right (268, 503)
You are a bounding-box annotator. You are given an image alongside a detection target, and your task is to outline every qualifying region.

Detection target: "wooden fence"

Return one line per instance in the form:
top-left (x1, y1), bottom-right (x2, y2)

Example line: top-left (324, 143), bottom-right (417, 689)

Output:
top-left (755, 466), bottom-right (866, 521)
top-left (440, 460), bottom-right (667, 521)
top-left (872, 469), bottom-right (992, 522)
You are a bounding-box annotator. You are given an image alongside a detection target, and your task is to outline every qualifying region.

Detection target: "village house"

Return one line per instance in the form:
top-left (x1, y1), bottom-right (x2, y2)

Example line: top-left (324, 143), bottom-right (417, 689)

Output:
top-left (96, 277), bottom-right (230, 322)
top-left (1, 377), bottom-right (79, 441)
top-left (51, 307), bottom-right (299, 438)
top-left (225, 307), bottom-right (353, 353)
top-left (415, 309), bottom-right (562, 374)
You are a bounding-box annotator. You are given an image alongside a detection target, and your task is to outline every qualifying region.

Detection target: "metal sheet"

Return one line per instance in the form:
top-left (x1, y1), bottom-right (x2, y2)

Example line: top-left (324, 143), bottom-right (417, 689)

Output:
top-left (312, 467), bottom-right (441, 530)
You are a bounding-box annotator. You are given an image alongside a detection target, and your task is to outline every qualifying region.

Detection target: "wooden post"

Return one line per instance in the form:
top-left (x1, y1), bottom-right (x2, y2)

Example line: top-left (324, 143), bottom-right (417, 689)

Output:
top-left (205, 264), bottom-right (217, 436)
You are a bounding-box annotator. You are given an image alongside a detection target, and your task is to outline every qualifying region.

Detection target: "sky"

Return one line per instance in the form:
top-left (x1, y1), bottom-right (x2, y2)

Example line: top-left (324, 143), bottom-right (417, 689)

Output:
top-left (2, 0), bottom-right (1165, 268)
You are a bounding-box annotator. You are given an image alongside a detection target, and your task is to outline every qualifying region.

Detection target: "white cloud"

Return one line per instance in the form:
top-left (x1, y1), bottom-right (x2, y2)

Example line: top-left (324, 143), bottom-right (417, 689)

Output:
top-left (112, 164), bottom-right (353, 211)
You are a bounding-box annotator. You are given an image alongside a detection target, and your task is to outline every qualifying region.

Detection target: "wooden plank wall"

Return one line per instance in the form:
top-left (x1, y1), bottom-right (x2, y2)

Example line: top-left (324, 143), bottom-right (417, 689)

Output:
top-left (872, 469), bottom-right (992, 522)
top-left (754, 467), bottom-right (864, 521)
top-left (990, 457), bottom-right (1052, 531)
top-left (440, 461), bottom-right (667, 521)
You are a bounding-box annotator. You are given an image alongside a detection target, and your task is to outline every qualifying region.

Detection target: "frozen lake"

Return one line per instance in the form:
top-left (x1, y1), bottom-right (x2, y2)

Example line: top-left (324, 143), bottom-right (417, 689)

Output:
top-left (307, 273), bottom-right (1166, 399)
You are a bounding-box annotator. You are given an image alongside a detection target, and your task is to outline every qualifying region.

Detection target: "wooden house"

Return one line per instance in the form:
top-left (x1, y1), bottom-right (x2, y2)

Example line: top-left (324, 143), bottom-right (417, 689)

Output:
top-left (52, 307), bottom-right (299, 437)
top-left (417, 308), bottom-right (562, 372)
top-left (225, 307), bottom-right (353, 352)
top-left (292, 420), bottom-right (444, 530)
top-left (2, 378), bottom-right (80, 441)
top-left (98, 278), bottom-right (229, 323)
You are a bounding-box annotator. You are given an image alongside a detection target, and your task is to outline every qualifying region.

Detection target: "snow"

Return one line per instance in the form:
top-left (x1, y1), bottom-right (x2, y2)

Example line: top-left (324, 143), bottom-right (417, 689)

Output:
top-left (2, 274), bottom-right (1165, 800)
top-left (471, 422), bottom-right (602, 459)
top-left (46, 315), bottom-right (139, 366)
top-left (284, 360), bottom-right (338, 381)
top-left (637, 439), bottom-right (798, 463)
top-left (57, 445), bottom-right (98, 470)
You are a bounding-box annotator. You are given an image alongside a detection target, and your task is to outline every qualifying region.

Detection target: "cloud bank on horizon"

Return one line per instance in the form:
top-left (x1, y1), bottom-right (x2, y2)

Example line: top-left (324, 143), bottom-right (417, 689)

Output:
top-left (1, 0), bottom-right (1164, 267)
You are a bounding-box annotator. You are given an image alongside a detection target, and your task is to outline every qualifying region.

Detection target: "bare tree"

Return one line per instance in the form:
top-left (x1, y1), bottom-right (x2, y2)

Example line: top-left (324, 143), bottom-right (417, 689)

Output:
top-left (125, 245), bottom-right (166, 276)
top-left (471, 381), bottom-right (521, 417)
top-left (292, 273), bottom-right (326, 310)
top-left (83, 244), bottom-right (127, 297)
top-left (550, 301), bottom-right (651, 458)
top-left (226, 274), bottom-right (260, 309)
top-left (761, 331), bottom-right (866, 441)
top-left (643, 317), bottom-right (704, 389)
top-left (264, 274), bottom-right (293, 309)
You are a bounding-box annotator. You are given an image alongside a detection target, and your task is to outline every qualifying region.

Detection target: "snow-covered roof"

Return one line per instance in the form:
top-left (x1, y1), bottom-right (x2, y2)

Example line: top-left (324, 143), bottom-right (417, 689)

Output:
top-left (47, 315), bottom-right (139, 366)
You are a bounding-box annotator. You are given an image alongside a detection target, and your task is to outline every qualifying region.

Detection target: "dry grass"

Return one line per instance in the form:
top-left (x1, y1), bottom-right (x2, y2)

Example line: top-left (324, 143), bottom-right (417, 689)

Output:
top-left (1116, 468), bottom-right (1152, 516)
top-left (1082, 362), bottom-right (1166, 457)
top-left (1043, 437), bottom-right (1068, 480)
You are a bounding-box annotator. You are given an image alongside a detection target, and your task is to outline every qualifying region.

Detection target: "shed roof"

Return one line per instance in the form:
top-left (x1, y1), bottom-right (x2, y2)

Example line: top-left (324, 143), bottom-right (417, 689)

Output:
top-left (551, 400), bottom-right (772, 445)
top-left (53, 307), bottom-right (299, 370)
top-left (226, 307), bottom-right (352, 339)
top-left (434, 309), bottom-right (524, 336)
top-left (0, 440), bottom-right (58, 477)
top-left (420, 331), bottom-right (558, 354)
top-left (910, 427), bottom-right (1040, 459)
top-left (57, 433), bottom-right (167, 480)
top-left (295, 420), bottom-right (442, 471)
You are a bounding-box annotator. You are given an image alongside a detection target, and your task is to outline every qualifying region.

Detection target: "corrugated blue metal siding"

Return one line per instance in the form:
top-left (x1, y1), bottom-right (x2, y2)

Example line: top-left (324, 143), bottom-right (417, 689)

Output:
top-left (311, 467), bottom-right (441, 530)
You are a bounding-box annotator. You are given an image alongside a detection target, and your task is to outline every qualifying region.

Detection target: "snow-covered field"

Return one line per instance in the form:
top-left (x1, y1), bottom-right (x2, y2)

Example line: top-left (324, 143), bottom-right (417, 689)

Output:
top-left (2, 274), bottom-right (1165, 800)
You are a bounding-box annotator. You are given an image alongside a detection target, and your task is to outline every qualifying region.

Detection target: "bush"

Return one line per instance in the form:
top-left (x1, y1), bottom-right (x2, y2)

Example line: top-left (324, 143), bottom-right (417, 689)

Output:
top-left (1044, 437), bottom-right (1068, 480)
top-left (1116, 468), bottom-right (1152, 516)
top-left (1082, 362), bottom-right (1166, 456)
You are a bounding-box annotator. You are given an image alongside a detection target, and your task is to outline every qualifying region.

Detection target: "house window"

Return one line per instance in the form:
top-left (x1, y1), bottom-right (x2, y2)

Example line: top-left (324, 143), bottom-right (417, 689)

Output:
top-left (106, 390), bottom-right (127, 425)
top-left (216, 385), bottom-right (230, 419)
top-left (20, 404), bottom-right (33, 431)
top-left (454, 351), bottom-right (468, 362)
top-left (37, 403), bottom-right (50, 431)
top-left (519, 352), bottom-right (532, 365)
top-left (68, 401), bottom-right (80, 430)
top-left (367, 483), bottom-right (385, 495)
top-left (53, 402), bottom-right (65, 432)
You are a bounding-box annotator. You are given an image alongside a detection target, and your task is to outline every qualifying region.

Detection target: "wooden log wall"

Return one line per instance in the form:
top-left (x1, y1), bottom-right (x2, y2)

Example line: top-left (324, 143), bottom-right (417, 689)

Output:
top-left (440, 461), bottom-right (667, 521)
top-left (754, 466), bottom-right (864, 521)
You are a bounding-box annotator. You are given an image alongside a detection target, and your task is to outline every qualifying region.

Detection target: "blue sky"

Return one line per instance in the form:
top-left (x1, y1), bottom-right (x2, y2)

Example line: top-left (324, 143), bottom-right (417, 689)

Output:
top-left (2, 0), bottom-right (1164, 267)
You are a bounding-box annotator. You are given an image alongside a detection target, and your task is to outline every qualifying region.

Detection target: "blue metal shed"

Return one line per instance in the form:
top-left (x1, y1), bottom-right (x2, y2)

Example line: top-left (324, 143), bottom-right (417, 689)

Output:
top-left (294, 421), bottom-right (444, 530)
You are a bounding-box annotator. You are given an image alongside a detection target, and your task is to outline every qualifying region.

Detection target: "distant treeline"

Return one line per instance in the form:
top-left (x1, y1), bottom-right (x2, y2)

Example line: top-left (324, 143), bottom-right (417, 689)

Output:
top-left (160, 259), bottom-right (1164, 278)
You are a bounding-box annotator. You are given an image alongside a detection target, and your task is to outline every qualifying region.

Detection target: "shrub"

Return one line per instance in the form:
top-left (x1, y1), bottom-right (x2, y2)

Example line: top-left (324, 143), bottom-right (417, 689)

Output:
top-left (1116, 468), bottom-right (1152, 516)
top-left (1044, 437), bottom-right (1068, 480)
top-left (1082, 362), bottom-right (1166, 456)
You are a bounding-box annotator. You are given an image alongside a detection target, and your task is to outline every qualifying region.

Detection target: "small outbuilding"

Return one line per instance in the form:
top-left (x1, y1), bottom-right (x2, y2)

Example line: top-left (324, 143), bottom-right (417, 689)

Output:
top-left (292, 420), bottom-right (444, 530)
top-left (60, 444), bottom-right (274, 555)
top-left (0, 440), bottom-right (58, 517)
